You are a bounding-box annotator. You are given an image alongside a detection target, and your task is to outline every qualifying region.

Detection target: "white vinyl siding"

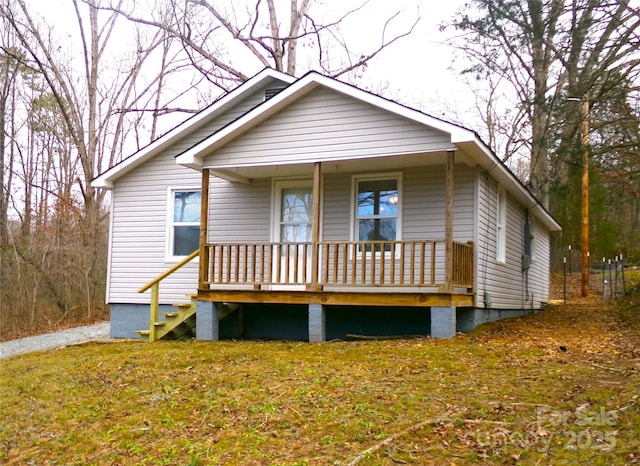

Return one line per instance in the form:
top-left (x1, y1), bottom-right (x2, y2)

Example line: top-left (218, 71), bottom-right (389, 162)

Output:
top-left (108, 153), bottom-right (201, 304)
top-left (476, 175), bottom-right (552, 309)
top-left (106, 85), bottom-right (277, 305)
top-left (203, 87), bottom-right (453, 168)
top-left (208, 177), bottom-right (272, 243)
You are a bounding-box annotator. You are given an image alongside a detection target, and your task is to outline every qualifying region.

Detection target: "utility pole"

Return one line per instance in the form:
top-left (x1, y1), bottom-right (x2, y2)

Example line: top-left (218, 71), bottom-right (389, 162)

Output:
top-left (581, 97), bottom-right (589, 297)
top-left (569, 96), bottom-right (590, 297)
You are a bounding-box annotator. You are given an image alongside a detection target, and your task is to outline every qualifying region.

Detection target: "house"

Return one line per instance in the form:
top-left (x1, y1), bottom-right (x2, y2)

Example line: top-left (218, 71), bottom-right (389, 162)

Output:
top-left (92, 68), bottom-right (562, 342)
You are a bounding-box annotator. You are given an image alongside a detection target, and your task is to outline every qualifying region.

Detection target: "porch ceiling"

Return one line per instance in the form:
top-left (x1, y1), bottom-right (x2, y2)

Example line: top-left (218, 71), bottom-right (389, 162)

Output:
top-left (206, 150), bottom-right (475, 182)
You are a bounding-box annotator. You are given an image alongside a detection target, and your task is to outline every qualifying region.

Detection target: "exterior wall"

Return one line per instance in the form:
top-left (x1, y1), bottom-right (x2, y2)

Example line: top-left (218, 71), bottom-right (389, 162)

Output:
top-left (110, 303), bottom-right (174, 338)
top-left (203, 87), bottom-right (454, 168)
top-left (527, 218), bottom-right (551, 305)
top-left (107, 88), bottom-right (272, 306)
top-left (475, 171), bottom-right (552, 309)
top-left (109, 155), bottom-right (200, 305)
top-left (208, 178), bottom-right (272, 242)
top-left (456, 308), bottom-right (536, 333)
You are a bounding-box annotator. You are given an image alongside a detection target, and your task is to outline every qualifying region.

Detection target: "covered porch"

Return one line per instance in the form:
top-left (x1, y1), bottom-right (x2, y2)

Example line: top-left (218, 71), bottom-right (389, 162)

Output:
top-left (194, 155), bottom-right (476, 310)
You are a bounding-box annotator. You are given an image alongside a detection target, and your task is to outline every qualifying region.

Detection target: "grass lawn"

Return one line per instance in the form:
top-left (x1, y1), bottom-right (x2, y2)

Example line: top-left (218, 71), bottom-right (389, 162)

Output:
top-left (1, 296), bottom-right (638, 465)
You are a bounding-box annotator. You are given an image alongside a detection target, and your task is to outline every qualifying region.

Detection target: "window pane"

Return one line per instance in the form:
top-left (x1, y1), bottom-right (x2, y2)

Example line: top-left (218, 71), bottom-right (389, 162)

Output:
top-left (173, 191), bottom-right (201, 223)
top-left (174, 225), bottom-right (199, 256)
top-left (281, 188), bottom-right (312, 223)
top-left (357, 179), bottom-right (398, 216)
top-left (281, 224), bottom-right (311, 243)
top-left (358, 218), bottom-right (396, 242)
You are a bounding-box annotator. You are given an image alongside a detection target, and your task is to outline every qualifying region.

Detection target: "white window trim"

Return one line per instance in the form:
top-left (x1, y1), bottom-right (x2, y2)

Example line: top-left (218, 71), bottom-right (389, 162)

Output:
top-left (271, 178), bottom-right (314, 243)
top-left (496, 186), bottom-right (506, 263)
top-left (351, 172), bottom-right (402, 256)
top-left (166, 186), bottom-right (201, 262)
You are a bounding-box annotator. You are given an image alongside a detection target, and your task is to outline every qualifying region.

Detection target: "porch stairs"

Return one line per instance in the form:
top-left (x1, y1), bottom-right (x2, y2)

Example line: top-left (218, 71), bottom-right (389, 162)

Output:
top-left (137, 299), bottom-right (241, 342)
top-left (137, 296), bottom-right (197, 342)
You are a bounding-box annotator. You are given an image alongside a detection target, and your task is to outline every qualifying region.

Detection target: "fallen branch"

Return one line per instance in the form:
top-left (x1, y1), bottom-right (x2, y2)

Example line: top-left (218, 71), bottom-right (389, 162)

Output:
top-left (347, 417), bottom-right (516, 465)
top-left (347, 418), bottom-right (450, 465)
top-left (589, 362), bottom-right (626, 373)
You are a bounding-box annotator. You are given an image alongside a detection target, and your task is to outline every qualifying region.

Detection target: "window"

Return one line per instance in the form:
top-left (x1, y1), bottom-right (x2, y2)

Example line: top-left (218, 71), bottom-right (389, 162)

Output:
top-left (169, 189), bottom-right (201, 258)
top-left (354, 176), bottom-right (400, 251)
top-left (496, 187), bottom-right (506, 262)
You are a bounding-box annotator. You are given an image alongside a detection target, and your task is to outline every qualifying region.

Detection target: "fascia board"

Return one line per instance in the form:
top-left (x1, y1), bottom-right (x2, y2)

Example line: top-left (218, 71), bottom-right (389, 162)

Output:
top-left (91, 68), bottom-right (295, 189)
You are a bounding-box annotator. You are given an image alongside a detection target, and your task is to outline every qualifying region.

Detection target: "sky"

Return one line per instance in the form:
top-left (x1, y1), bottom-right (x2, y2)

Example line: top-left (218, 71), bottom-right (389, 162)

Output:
top-left (326, 0), bottom-right (476, 123)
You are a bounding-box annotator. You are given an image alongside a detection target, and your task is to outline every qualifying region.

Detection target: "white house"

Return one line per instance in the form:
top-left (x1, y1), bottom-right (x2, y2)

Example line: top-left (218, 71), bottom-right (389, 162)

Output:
top-left (92, 69), bottom-right (561, 342)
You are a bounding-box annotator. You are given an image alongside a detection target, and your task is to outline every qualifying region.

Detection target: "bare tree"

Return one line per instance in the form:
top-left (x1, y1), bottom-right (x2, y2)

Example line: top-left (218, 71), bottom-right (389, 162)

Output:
top-left (448, 0), bottom-right (640, 262)
top-left (98, 0), bottom-right (419, 89)
top-left (0, 0), bottom-right (191, 335)
top-left (450, 0), bottom-right (639, 202)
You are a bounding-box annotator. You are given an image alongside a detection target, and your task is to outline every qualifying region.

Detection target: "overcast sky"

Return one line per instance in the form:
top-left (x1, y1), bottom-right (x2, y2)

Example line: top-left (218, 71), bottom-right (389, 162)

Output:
top-left (338, 0), bottom-right (477, 126)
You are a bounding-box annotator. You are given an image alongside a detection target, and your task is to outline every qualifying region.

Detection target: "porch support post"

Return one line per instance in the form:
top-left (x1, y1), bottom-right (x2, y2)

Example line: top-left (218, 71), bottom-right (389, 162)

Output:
top-left (431, 306), bottom-right (456, 339)
top-left (196, 301), bottom-right (219, 341)
top-left (445, 151), bottom-right (455, 292)
top-left (308, 304), bottom-right (326, 343)
top-left (199, 169), bottom-right (210, 290)
top-left (310, 162), bottom-right (322, 291)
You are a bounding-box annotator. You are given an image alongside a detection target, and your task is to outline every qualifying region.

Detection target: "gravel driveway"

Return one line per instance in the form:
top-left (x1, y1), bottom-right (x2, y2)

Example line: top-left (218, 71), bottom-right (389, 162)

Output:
top-left (0, 322), bottom-right (110, 359)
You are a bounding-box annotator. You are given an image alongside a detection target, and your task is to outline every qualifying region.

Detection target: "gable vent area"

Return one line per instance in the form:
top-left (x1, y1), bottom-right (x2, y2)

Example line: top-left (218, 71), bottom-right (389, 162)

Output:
top-left (264, 85), bottom-right (288, 100)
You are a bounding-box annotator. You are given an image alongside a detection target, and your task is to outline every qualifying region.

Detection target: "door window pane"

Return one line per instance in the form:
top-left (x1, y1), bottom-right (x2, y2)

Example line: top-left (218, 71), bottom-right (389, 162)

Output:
top-left (280, 188), bottom-right (312, 242)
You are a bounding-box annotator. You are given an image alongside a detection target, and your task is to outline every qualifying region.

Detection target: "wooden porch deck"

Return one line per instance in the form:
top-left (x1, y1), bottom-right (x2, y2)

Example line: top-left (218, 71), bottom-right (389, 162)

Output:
top-left (197, 240), bottom-right (475, 307)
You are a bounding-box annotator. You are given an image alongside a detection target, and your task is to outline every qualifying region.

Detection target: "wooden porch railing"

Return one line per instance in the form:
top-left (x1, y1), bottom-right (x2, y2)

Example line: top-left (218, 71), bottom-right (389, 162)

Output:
top-left (201, 240), bottom-right (473, 291)
top-left (137, 250), bottom-right (199, 342)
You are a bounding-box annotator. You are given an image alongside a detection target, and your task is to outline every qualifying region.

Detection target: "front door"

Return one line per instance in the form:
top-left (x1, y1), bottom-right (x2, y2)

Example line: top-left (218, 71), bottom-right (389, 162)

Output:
top-left (273, 180), bottom-right (313, 285)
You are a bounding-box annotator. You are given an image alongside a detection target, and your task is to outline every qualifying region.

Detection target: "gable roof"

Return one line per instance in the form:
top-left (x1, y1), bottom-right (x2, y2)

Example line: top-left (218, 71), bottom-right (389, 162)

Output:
top-left (91, 68), bottom-right (296, 189)
top-left (175, 70), bottom-right (561, 232)
top-left (176, 71), bottom-right (475, 170)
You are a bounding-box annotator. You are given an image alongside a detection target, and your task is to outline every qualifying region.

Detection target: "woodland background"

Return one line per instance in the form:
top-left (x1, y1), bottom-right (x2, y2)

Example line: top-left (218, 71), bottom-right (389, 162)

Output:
top-left (1, 0), bottom-right (639, 338)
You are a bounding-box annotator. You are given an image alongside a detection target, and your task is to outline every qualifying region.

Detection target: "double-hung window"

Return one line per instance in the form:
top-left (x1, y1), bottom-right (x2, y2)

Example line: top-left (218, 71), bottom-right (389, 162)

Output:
top-left (496, 187), bottom-right (506, 262)
top-left (169, 189), bottom-right (201, 258)
top-left (354, 176), bottom-right (400, 251)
